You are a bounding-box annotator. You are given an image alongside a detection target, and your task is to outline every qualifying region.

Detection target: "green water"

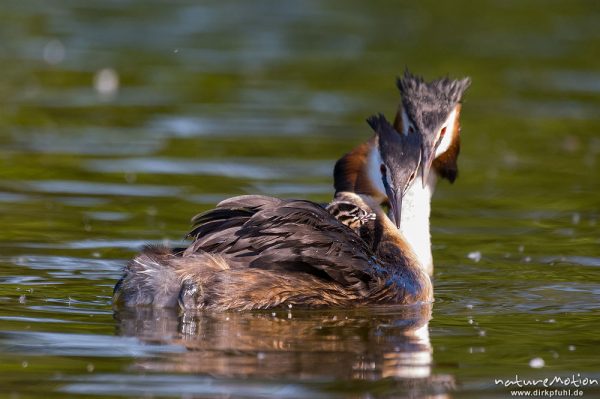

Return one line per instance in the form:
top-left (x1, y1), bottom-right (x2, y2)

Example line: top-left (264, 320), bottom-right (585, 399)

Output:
top-left (1, 1), bottom-right (599, 398)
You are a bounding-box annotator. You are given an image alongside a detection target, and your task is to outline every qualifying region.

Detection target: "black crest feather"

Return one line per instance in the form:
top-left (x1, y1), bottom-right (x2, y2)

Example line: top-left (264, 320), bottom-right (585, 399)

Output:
top-left (396, 69), bottom-right (471, 108)
top-left (394, 69), bottom-right (470, 142)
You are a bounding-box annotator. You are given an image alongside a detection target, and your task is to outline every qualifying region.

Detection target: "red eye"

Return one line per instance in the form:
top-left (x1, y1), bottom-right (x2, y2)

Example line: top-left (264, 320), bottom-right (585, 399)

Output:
top-left (440, 126), bottom-right (447, 138)
top-left (380, 164), bottom-right (386, 176)
top-left (408, 126), bottom-right (415, 133)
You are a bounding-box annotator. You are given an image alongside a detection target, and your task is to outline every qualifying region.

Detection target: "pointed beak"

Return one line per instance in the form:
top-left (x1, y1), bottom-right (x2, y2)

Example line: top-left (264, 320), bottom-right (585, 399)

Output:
top-left (420, 145), bottom-right (435, 188)
top-left (387, 188), bottom-right (403, 229)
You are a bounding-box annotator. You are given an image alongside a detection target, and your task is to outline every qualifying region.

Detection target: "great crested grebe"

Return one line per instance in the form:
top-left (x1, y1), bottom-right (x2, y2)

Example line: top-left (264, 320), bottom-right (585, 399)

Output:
top-left (334, 70), bottom-right (471, 275)
top-left (113, 115), bottom-right (432, 311)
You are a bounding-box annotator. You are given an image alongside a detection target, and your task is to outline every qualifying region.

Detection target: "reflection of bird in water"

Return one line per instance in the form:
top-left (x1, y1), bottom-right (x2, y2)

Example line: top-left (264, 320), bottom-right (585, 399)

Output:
top-left (114, 115), bottom-right (433, 311)
top-left (114, 303), bottom-right (454, 396)
top-left (334, 70), bottom-right (471, 275)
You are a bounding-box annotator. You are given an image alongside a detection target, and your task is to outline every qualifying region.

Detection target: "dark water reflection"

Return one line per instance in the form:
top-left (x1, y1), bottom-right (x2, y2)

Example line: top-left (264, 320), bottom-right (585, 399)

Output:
top-left (111, 305), bottom-right (455, 397)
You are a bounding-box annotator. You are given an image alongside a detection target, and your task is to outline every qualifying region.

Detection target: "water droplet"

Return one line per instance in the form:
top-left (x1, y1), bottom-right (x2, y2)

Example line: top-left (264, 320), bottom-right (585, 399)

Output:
top-left (467, 251), bottom-right (482, 262)
top-left (94, 68), bottom-right (119, 98)
top-left (529, 357), bottom-right (545, 368)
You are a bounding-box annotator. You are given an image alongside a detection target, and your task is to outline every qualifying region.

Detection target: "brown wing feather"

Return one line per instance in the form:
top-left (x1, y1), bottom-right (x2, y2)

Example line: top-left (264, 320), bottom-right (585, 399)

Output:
top-left (184, 195), bottom-right (377, 291)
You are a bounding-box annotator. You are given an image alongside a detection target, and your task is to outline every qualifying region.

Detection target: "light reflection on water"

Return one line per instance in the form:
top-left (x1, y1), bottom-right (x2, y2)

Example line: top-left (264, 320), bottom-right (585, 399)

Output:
top-left (85, 157), bottom-right (333, 179)
top-left (107, 305), bottom-right (452, 397)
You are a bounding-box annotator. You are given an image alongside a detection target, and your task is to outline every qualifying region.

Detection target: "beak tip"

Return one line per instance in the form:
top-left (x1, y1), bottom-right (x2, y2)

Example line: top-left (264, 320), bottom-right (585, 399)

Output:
top-left (421, 154), bottom-right (433, 189)
top-left (421, 168), bottom-right (429, 188)
top-left (393, 193), bottom-right (402, 230)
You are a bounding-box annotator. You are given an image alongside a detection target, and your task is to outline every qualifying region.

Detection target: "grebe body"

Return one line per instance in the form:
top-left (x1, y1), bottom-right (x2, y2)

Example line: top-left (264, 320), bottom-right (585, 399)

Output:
top-left (114, 116), bottom-right (430, 311)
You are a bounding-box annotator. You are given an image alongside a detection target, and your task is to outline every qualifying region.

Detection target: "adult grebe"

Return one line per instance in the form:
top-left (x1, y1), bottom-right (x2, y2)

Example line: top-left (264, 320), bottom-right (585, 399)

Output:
top-left (113, 115), bottom-right (431, 311)
top-left (334, 70), bottom-right (471, 275)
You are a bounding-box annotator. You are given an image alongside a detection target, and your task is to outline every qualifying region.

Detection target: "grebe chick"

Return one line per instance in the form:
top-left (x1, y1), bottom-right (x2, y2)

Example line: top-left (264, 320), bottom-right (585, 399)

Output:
top-left (325, 191), bottom-right (376, 236)
top-left (113, 115), bottom-right (430, 311)
top-left (334, 70), bottom-right (471, 275)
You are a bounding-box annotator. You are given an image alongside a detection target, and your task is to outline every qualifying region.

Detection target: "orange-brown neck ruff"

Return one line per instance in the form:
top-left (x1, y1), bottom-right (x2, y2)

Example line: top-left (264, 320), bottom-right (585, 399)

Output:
top-left (333, 136), bottom-right (382, 199)
top-left (432, 104), bottom-right (461, 183)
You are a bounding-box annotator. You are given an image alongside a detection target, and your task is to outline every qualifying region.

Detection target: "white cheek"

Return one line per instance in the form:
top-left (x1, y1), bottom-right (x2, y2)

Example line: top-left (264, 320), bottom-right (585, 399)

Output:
top-left (367, 146), bottom-right (386, 196)
top-left (401, 109), bottom-right (411, 136)
top-left (435, 109), bottom-right (458, 157)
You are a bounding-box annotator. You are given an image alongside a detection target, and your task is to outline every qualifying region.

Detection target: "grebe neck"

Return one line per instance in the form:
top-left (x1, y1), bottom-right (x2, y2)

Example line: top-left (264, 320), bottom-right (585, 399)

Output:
top-left (365, 144), bottom-right (436, 275)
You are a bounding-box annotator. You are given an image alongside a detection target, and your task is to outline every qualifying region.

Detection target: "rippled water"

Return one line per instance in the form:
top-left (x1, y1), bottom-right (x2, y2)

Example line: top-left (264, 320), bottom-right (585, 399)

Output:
top-left (1, 1), bottom-right (599, 398)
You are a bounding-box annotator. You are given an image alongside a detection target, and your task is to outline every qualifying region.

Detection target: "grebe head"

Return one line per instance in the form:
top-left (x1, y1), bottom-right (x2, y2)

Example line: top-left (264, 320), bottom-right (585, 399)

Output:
top-left (367, 114), bottom-right (421, 229)
top-left (397, 69), bottom-right (470, 187)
